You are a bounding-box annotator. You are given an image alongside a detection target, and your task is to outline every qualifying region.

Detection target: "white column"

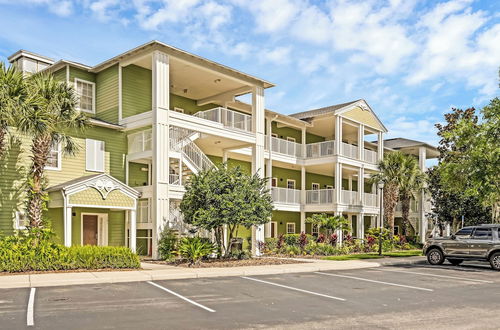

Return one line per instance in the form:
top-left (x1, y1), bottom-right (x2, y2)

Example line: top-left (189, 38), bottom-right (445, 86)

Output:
top-left (178, 158), bottom-right (182, 185)
top-left (265, 118), bottom-right (273, 239)
top-left (300, 211), bottom-right (306, 234)
top-left (335, 162), bottom-right (342, 204)
top-left (151, 51), bottom-right (170, 259)
top-left (301, 164), bottom-right (306, 204)
top-left (251, 86), bottom-right (266, 256)
top-left (223, 225), bottom-right (228, 253)
top-left (377, 131), bottom-right (384, 161)
top-left (129, 209), bottom-right (137, 253)
top-left (358, 167), bottom-right (364, 205)
top-left (64, 206), bottom-right (72, 247)
top-left (301, 127), bottom-right (306, 158)
top-left (357, 213), bottom-right (364, 239)
top-left (419, 146), bottom-right (427, 243)
top-left (358, 124), bottom-right (364, 161)
top-left (335, 116), bottom-right (342, 155)
top-left (336, 212), bottom-right (343, 246)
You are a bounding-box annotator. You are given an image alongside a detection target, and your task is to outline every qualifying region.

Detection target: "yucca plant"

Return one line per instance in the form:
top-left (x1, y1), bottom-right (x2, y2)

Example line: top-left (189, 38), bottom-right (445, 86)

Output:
top-left (178, 237), bottom-right (215, 266)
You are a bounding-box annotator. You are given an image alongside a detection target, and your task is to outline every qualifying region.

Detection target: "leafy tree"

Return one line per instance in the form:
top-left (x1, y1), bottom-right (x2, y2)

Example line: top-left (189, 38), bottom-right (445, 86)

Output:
top-left (306, 213), bottom-right (349, 237)
top-left (436, 100), bottom-right (499, 222)
top-left (180, 164), bottom-right (273, 257)
top-left (398, 155), bottom-right (426, 237)
top-left (370, 151), bottom-right (408, 236)
top-left (17, 73), bottom-right (89, 228)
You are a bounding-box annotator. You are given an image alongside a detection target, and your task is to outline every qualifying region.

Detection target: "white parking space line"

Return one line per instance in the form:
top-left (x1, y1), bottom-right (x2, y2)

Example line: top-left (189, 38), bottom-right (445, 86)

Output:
top-left (27, 288), bottom-right (36, 327)
top-left (241, 276), bottom-right (346, 301)
top-left (315, 272), bottom-right (434, 292)
top-left (147, 281), bottom-right (216, 313)
top-left (379, 268), bottom-right (494, 283)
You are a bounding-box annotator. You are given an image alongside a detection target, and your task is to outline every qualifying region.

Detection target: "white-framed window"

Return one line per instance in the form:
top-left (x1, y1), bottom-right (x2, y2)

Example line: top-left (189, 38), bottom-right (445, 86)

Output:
top-left (45, 141), bottom-right (61, 170)
top-left (15, 211), bottom-right (28, 230)
top-left (271, 133), bottom-right (278, 138)
top-left (326, 185), bottom-right (334, 190)
top-left (312, 223), bottom-right (319, 235)
top-left (75, 78), bottom-right (95, 113)
top-left (312, 183), bottom-right (320, 190)
top-left (173, 107), bottom-right (184, 113)
top-left (271, 221), bottom-right (277, 238)
top-left (287, 179), bottom-right (296, 189)
top-left (286, 136), bottom-right (296, 142)
top-left (271, 177), bottom-right (278, 187)
top-left (86, 139), bottom-right (105, 172)
top-left (286, 222), bottom-right (296, 234)
top-left (137, 200), bottom-right (150, 223)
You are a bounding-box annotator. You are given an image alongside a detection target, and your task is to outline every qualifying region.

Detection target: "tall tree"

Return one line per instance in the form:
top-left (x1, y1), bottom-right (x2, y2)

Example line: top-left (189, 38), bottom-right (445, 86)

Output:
top-left (180, 164), bottom-right (273, 257)
top-left (0, 62), bottom-right (28, 158)
top-left (18, 73), bottom-right (89, 228)
top-left (370, 151), bottom-right (408, 236)
top-left (398, 156), bottom-right (426, 237)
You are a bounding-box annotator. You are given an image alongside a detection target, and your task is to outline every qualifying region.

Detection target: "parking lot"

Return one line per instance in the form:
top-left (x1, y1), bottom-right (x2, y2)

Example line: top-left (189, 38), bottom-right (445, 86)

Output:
top-left (2, 261), bottom-right (500, 329)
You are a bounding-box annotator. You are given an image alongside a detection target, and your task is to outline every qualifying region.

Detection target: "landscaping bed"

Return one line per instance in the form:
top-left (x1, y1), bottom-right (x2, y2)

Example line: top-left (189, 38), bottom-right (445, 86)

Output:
top-left (146, 257), bottom-right (305, 268)
top-left (321, 250), bottom-right (422, 261)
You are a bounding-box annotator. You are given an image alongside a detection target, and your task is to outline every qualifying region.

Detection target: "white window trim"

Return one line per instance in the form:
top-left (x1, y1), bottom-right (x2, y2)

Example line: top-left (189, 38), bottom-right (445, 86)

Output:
top-left (86, 139), bottom-right (105, 173)
top-left (271, 177), bottom-right (278, 187)
top-left (173, 107), bottom-right (184, 113)
top-left (286, 136), bottom-right (296, 142)
top-left (287, 179), bottom-right (296, 189)
top-left (75, 78), bottom-right (96, 114)
top-left (312, 183), bottom-right (320, 190)
top-left (286, 222), bottom-right (296, 234)
top-left (312, 223), bottom-right (319, 235)
top-left (326, 185), bottom-right (334, 190)
top-left (45, 142), bottom-right (62, 171)
top-left (14, 211), bottom-right (27, 230)
top-left (271, 133), bottom-right (278, 138)
top-left (271, 221), bottom-right (278, 238)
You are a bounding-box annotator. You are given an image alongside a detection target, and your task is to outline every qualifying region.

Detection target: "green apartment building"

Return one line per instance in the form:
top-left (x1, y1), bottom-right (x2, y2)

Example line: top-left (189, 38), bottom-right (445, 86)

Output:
top-left (2, 41), bottom-right (437, 258)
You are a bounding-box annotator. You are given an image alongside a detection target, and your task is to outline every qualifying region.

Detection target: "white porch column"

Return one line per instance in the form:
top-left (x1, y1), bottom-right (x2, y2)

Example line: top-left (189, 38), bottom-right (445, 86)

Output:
top-left (377, 131), bottom-right (384, 161)
top-left (151, 51), bottom-right (170, 259)
top-left (358, 124), bottom-right (364, 161)
top-left (178, 158), bottom-right (182, 185)
top-left (358, 167), bottom-right (364, 205)
top-left (251, 85), bottom-right (265, 256)
top-left (357, 213), bottom-right (364, 239)
top-left (264, 118), bottom-right (273, 239)
top-left (335, 162), bottom-right (342, 204)
top-left (300, 211), bottom-right (306, 234)
top-left (64, 206), bottom-right (72, 247)
top-left (129, 208), bottom-right (137, 253)
top-left (336, 212), bottom-right (343, 246)
top-left (301, 164), bottom-right (306, 203)
top-left (419, 146), bottom-right (427, 243)
top-left (335, 115), bottom-right (342, 155)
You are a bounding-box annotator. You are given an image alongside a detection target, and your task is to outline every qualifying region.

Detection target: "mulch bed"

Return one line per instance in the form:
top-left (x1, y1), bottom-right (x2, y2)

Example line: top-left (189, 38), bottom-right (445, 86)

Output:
top-left (145, 257), bottom-right (307, 268)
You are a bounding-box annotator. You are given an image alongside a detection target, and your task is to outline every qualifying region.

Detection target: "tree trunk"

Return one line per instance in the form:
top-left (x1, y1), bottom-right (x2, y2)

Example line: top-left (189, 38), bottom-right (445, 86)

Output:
top-left (0, 127), bottom-right (6, 159)
top-left (383, 183), bottom-right (399, 238)
top-left (27, 134), bottom-right (52, 228)
top-left (400, 194), bottom-right (411, 237)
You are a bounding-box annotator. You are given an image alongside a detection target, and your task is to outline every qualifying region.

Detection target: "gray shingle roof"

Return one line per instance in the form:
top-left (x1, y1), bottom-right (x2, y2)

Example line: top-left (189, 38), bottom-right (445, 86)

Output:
top-left (290, 100), bottom-right (362, 119)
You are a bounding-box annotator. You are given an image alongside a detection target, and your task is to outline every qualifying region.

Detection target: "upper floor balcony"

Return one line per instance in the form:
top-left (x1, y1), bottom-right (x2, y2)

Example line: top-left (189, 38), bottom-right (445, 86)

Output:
top-left (306, 189), bottom-right (334, 204)
top-left (271, 187), bottom-right (300, 205)
top-left (193, 107), bottom-right (252, 133)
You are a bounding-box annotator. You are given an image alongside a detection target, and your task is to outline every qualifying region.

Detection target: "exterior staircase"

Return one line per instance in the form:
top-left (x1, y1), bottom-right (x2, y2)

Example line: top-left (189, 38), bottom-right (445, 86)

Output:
top-left (169, 127), bottom-right (214, 175)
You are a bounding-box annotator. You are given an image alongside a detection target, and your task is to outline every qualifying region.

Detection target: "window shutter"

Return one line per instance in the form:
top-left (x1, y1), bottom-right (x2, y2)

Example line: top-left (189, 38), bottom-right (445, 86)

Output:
top-left (96, 140), bottom-right (105, 172)
top-left (86, 139), bottom-right (95, 171)
top-left (86, 139), bottom-right (105, 172)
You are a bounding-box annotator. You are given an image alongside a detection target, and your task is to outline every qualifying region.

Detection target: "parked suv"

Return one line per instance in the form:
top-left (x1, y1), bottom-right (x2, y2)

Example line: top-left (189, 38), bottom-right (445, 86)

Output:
top-left (423, 224), bottom-right (500, 270)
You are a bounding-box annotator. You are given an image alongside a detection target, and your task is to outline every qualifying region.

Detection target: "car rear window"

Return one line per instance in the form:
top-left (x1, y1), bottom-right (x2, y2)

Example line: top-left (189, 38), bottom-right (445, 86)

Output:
top-left (472, 228), bottom-right (492, 239)
top-left (455, 228), bottom-right (473, 237)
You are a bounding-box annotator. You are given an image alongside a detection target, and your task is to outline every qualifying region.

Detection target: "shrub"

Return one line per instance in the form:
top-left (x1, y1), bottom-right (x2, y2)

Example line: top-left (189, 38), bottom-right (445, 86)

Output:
top-left (316, 233), bottom-right (326, 243)
top-left (264, 237), bottom-right (278, 252)
top-left (277, 234), bottom-right (285, 249)
top-left (178, 237), bottom-right (215, 266)
top-left (0, 230), bottom-right (140, 272)
top-left (328, 233), bottom-right (337, 246)
top-left (299, 232), bottom-right (308, 249)
top-left (283, 234), bottom-right (300, 247)
top-left (229, 249), bottom-right (251, 260)
top-left (284, 245), bottom-right (301, 256)
top-left (158, 228), bottom-right (178, 261)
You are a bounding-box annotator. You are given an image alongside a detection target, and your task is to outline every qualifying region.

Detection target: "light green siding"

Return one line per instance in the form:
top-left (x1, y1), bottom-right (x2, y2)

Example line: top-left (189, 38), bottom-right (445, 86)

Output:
top-left (70, 67), bottom-right (95, 83)
top-left (122, 65), bottom-right (151, 118)
top-left (53, 68), bottom-right (66, 82)
top-left (207, 155), bottom-right (252, 174)
top-left (108, 210), bottom-right (125, 246)
top-left (269, 121), bottom-right (325, 144)
top-left (272, 211), bottom-right (301, 235)
top-left (170, 94), bottom-right (218, 115)
top-left (306, 172), bottom-right (335, 190)
top-left (96, 64), bottom-right (118, 123)
top-left (47, 208), bottom-right (64, 244)
top-left (271, 166), bottom-right (302, 189)
top-left (129, 162), bottom-right (149, 187)
top-left (68, 188), bottom-right (135, 208)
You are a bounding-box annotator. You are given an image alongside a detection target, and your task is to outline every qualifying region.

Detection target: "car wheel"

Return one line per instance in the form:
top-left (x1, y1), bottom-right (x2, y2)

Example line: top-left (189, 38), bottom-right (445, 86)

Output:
top-left (489, 252), bottom-right (500, 271)
top-left (427, 248), bottom-right (445, 265)
top-left (448, 259), bottom-right (463, 266)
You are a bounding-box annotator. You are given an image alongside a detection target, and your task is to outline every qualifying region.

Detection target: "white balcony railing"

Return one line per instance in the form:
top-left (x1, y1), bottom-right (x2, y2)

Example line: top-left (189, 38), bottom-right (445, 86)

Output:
top-left (271, 187), bottom-right (301, 204)
top-left (363, 193), bottom-right (377, 207)
top-left (341, 190), bottom-right (359, 204)
top-left (128, 129), bottom-right (152, 154)
top-left (364, 149), bottom-right (377, 164)
top-left (266, 136), bottom-right (303, 157)
top-left (341, 142), bottom-right (359, 159)
top-left (306, 140), bottom-right (335, 158)
top-left (306, 189), bottom-right (334, 204)
top-left (193, 107), bottom-right (252, 132)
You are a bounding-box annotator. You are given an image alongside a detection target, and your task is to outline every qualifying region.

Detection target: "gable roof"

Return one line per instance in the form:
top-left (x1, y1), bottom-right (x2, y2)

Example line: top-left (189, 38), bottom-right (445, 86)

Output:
top-left (383, 138), bottom-right (439, 157)
top-left (48, 173), bottom-right (140, 198)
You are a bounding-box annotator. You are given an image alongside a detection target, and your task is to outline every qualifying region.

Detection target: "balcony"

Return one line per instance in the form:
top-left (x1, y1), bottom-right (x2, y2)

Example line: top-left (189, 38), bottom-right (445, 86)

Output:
top-left (169, 174), bottom-right (180, 185)
top-left (271, 187), bottom-right (300, 204)
top-left (341, 190), bottom-right (359, 204)
top-left (364, 149), bottom-right (377, 164)
top-left (306, 140), bottom-right (335, 158)
top-left (363, 193), bottom-right (377, 207)
top-left (128, 129), bottom-right (152, 154)
top-left (341, 142), bottom-right (359, 159)
top-left (306, 189), bottom-right (334, 204)
top-left (193, 107), bottom-right (252, 133)
top-left (266, 136), bottom-right (303, 157)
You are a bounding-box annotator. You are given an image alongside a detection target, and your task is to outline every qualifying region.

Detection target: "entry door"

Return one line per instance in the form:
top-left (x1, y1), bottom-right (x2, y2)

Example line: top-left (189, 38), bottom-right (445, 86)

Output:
top-left (83, 215), bottom-right (98, 245)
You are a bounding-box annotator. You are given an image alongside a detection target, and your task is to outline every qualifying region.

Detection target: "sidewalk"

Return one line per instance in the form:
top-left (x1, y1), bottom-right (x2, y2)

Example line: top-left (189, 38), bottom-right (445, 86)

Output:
top-left (0, 256), bottom-right (424, 289)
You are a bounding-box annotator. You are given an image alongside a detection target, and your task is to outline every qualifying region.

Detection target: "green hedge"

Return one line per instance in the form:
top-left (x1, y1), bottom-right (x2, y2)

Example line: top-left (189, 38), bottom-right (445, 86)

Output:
top-left (0, 231), bottom-right (141, 273)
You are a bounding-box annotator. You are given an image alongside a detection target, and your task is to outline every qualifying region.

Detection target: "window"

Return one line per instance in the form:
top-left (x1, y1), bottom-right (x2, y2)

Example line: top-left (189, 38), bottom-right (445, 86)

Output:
top-left (286, 137), bottom-right (296, 142)
top-left (287, 179), bottom-right (295, 189)
top-left (472, 228), bottom-right (492, 239)
top-left (455, 227), bottom-right (473, 238)
top-left (287, 222), bottom-right (296, 234)
top-left (312, 183), bottom-right (320, 190)
top-left (75, 79), bottom-right (95, 113)
top-left (312, 223), bottom-right (319, 235)
top-left (394, 225), bottom-right (399, 236)
top-left (326, 185), bottom-right (334, 190)
top-left (173, 107), bottom-right (184, 113)
top-left (271, 177), bottom-right (278, 187)
top-left (46, 142), bottom-right (61, 170)
top-left (15, 211), bottom-right (28, 230)
top-left (86, 139), bottom-right (105, 172)
top-left (137, 200), bottom-right (150, 223)
top-left (271, 133), bottom-right (278, 138)
top-left (271, 222), bottom-right (277, 238)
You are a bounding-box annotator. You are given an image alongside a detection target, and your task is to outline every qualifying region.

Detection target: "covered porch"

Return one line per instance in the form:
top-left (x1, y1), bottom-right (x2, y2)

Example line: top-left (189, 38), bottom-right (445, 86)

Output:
top-left (47, 174), bottom-right (140, 252)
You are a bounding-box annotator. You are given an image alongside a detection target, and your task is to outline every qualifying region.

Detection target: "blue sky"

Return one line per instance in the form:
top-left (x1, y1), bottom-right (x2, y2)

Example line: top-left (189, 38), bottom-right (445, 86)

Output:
top-left (0, 0), bottom-right (499, 146)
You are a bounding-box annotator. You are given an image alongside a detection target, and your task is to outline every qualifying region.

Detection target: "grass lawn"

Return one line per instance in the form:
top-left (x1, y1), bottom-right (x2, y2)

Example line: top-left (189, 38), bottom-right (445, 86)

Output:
top-left (321, 249), bottom-right (423, 261)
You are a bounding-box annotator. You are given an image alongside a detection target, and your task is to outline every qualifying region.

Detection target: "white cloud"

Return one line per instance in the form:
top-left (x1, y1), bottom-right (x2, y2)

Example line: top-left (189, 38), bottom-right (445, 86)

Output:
top-left (0, 0), bottom-right (74, 16)
top-left (259, 46), bottom-right (292, 65)
top-left (385, 117), bottom-right (440, 146)
top-left (234, 0), bottom-right (302, 33)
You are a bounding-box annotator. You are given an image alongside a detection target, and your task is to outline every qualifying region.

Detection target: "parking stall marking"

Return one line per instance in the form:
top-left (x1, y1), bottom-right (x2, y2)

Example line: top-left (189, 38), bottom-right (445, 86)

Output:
top-left (315, 272), bottom-right (434, 292)
top-left (27, 288), bottom-right (36, 327)
top-left (241, 276), bottom-right (346, 301)
top-left (377, 268), bottom-right (494, 284)
top-left (147, 281), bottom-right (216, 313)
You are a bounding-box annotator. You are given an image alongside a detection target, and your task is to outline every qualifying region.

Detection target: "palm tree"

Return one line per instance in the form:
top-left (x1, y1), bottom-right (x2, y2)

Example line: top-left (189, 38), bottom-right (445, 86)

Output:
top-left (0, 62), bottom-right (28, 158)
top-left (399, 156), bottom-right (426, 237)
top-left (370, 152), bottom-right (408, 237)
top-left (18, 73), bottom-right (90, 228)
top-left (306, 213), bottom-right (350, 236)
